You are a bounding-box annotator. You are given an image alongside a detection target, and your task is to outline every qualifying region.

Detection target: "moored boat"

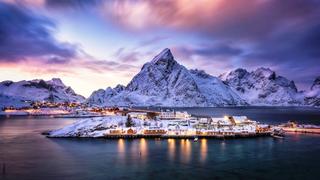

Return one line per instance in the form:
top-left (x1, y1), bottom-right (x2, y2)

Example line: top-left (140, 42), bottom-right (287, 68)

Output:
top-left (271, 129), bottom-right (285, 139)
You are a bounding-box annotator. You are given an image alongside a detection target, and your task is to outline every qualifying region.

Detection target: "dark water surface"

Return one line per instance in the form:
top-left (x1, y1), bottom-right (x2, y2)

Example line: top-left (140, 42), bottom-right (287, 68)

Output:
top-left (1, 107), bottom-right (320, 180)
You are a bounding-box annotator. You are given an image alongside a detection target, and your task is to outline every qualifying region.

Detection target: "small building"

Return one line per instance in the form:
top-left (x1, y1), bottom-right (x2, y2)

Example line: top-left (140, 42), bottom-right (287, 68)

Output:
top-left (144, 127), bottom-right (166, 135)
top-left (128, 112), bottom-right (148, 120)
top-left (175, 111), bottom-right (191, 119)
top-left (159, 110), bottom-right (191, 120)
top-left (159, 110), bottom-right (175, 119)
top-left (109, 129), bottom-right (124, 134)
top-left (127, 128), bottom-right (136, 134)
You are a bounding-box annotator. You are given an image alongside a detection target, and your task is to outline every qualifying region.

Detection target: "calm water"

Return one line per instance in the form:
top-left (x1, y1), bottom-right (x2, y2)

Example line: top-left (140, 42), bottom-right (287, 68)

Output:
top-left (0, 107), bottom-right (320, 180)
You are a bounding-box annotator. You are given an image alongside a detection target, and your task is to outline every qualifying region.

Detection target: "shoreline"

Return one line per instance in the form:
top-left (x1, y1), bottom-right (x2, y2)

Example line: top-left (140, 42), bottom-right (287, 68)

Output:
top-left (283, 127), bottom-right (320, 134)
top-left (45, 132), bottom-right (271, 139)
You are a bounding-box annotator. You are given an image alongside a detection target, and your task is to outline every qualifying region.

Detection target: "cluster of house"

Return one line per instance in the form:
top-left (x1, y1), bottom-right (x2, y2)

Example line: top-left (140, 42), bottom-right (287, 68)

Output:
top-left (105, 110), bottom-right (270, 136)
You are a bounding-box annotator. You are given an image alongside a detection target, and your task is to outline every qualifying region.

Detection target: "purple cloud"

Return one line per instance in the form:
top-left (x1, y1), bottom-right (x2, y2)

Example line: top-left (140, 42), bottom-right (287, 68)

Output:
top-left (0, 2), bottom-right (77, 63)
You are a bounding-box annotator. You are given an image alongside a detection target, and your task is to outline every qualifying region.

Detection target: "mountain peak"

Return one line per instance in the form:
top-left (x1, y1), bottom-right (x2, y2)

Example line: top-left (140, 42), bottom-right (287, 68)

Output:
top-left (311, 76), bottom-right (320, 90)
top-left (254, 67), bottom-right (274, 78)
top-left (47, 78), bottom-right (65, 87)
top-left (151, 48), bottom-right (175, 64)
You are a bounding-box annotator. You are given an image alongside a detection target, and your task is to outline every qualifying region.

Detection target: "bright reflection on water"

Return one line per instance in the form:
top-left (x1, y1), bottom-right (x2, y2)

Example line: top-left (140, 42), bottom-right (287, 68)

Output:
top-left (167, 138), bottom-right (175, 161)
top-left (139, 138), bottom-right (148, 163)
top-left (200, 139), bottom-right (207, 163)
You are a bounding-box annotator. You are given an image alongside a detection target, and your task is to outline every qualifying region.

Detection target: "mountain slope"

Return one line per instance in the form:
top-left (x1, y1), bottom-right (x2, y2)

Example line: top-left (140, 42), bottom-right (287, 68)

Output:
top-left (0, 78), bottom-right (85, 105)
top-left (220, 68), bottom-right (304, 106)
top-left (304, 76), bottom-right (320, 106)
top-left (87, 48), bottom-right (245, 107)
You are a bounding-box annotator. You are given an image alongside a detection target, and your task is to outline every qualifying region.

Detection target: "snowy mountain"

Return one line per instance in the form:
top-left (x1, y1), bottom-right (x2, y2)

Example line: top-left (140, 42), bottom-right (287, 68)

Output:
top-left (304, 76), bottom-right (320, 106)
top-left (0, 78), bottom-right (85, 108)
top-left (87, 48), bottom-right (246, 107)
top-left (219, 68), bottom-right (304, 106)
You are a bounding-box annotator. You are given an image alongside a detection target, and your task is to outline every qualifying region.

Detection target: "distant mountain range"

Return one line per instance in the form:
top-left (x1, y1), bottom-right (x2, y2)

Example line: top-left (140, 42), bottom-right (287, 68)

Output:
top-left (87, 48), bottom-right (319, 107)
top-left (1, 48), bottom-right (319, 108)
top-left (0, 78), bottom-right (85, 108)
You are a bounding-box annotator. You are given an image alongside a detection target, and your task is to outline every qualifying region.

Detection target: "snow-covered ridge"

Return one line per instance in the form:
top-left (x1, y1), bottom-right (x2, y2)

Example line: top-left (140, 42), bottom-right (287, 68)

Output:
top-left (87, 48), bottom-right (245, 107)
top-left (220, 67), bottom-right (304, 106)
top-left (87, 48), bottom-right (319, 107)
top-left (0, 78), bottom-right (85, 108)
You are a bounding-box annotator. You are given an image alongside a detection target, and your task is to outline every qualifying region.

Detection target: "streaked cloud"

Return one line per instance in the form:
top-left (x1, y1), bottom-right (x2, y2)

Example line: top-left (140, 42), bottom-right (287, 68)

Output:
top-left (0, 2), bottom-right (77, 63)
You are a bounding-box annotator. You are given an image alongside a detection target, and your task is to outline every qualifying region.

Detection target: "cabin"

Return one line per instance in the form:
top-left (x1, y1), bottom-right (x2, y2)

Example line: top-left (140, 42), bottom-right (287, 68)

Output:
top-left (126, 128), bottom-right (136, 134)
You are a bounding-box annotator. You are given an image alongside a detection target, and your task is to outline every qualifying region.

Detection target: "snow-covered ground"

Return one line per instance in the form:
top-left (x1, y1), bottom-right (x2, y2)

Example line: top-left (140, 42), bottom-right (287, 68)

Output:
top-left (48, 116), bottom-right (142, 137)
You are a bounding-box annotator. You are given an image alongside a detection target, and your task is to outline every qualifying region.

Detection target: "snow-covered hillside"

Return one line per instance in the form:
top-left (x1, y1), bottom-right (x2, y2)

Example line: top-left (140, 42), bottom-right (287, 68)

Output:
top-left (304, 76), bottom-right (320, 106)
top-left (0, 78), bottom-right (85, 108)
top-left (219, 68), bottom-right (304, 106)
top-left (48, 116), bottom-right (132, 137)
top-left (87, 48), bottom-right (246, 107)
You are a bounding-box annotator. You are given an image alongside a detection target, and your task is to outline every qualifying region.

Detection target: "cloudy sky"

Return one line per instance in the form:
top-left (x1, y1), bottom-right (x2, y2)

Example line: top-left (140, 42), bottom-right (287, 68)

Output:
top-left (0, 0), bottom-right (319, 97)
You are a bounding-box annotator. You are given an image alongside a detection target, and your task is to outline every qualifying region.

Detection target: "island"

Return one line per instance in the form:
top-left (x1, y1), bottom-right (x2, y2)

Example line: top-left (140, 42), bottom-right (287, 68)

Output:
top-left (45, 109), bottom-right (272, 139)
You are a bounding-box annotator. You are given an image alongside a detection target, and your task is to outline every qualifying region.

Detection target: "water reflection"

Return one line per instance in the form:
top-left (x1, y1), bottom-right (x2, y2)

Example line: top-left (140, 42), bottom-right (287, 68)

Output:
top-left (139, 138), bottom-right (148, 162)
top-left (168, 139), bottom-right (175, 161)
top-left (117, 139), bottom-right (125, 160)
top-left (200, 139), bottom-right (208, 163)
top-left (221, 141), bottom-right (226, 150)
top-left (180, 139), bottom-right (191, 163)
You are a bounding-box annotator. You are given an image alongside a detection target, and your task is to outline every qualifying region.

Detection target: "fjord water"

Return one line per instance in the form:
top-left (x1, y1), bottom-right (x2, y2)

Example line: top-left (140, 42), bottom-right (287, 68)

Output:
top-left (0, 107), bottom-right (320, 180)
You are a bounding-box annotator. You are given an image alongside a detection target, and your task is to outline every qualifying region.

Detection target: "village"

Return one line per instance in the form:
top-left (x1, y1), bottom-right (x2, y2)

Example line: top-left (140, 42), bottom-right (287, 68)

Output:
top-left (40, 107), bottom-right (273, 139)
top-left (2, 103), bottom-right (319, 138)
top-left (103, 110), bottom-right (271, 139)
